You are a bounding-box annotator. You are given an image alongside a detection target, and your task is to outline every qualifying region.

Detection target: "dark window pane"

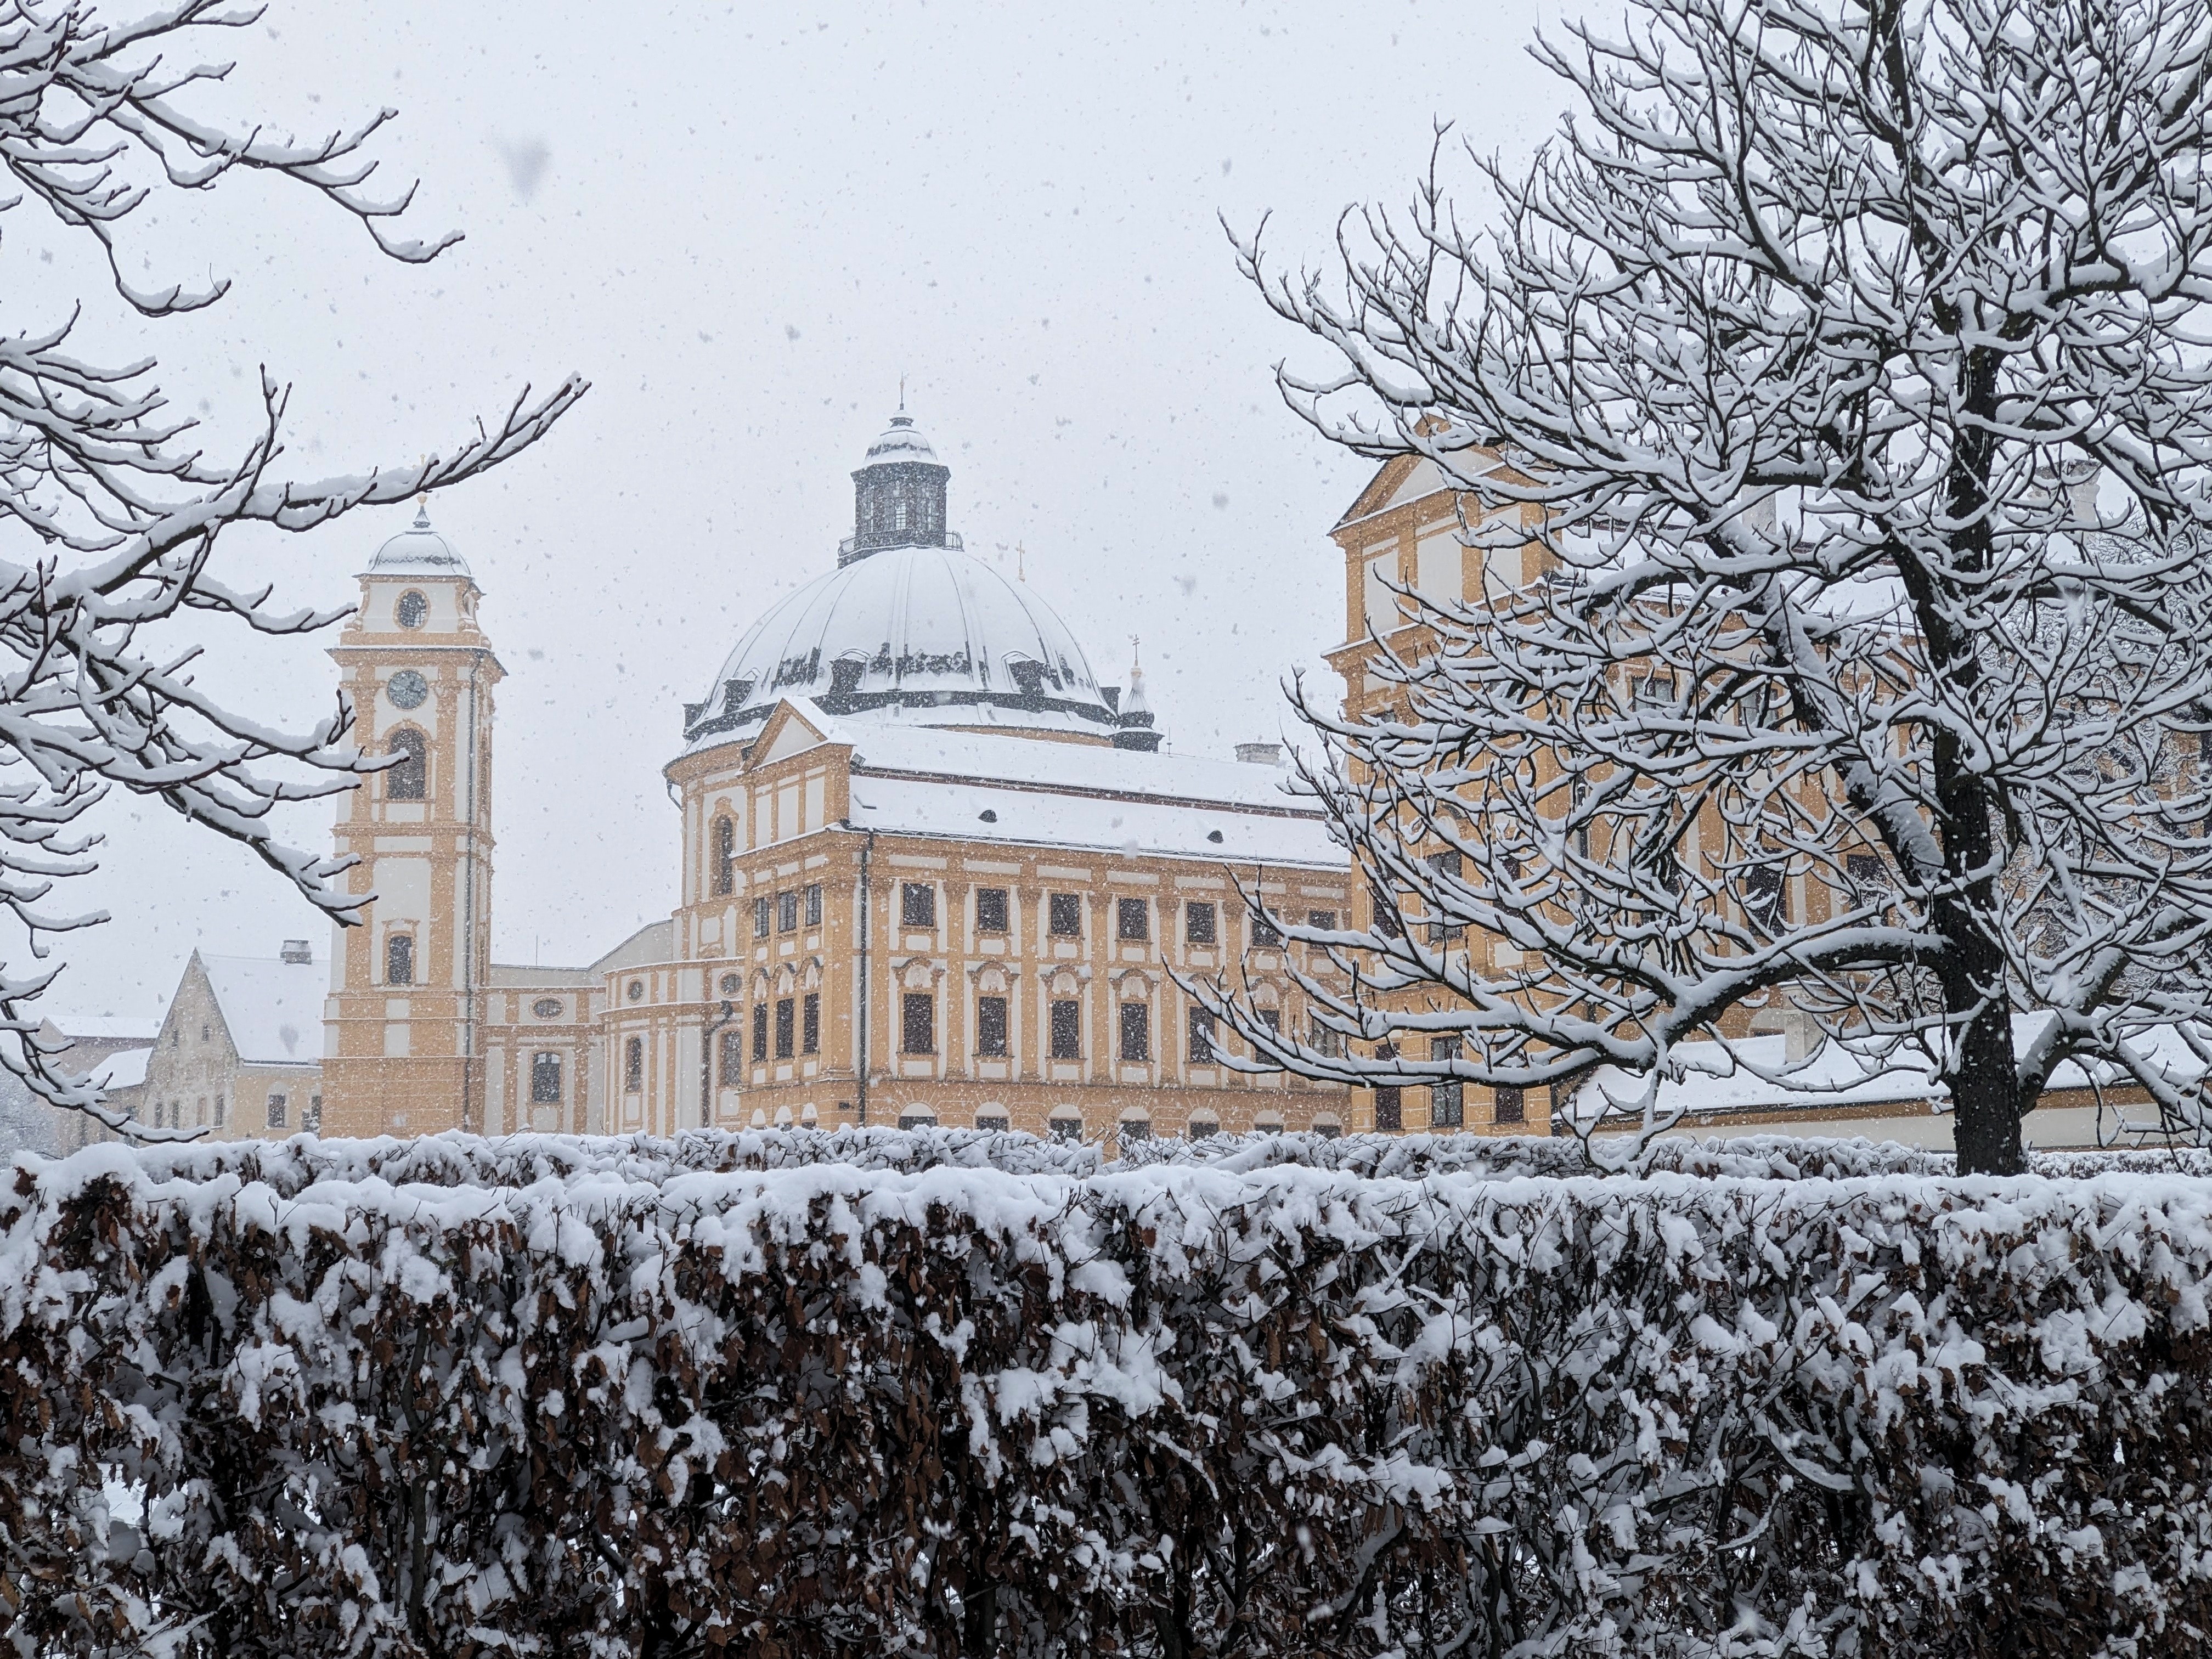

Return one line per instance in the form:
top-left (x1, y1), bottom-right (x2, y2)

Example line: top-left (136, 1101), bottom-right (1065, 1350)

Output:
top-left (1374, 1086), bottom-right (1402, 1131)
top-left (976, 887), bottom-right (1009, 932)
top-left (802, 992), bottom-right (820, 1054)
top-left (1745, 865), bottom-right (1785, 930)
top-left (751, 1003), bottom-right (768, 1062)
top-left (1310, 1017), bottom-right (1344, 1058)
top-left (1308, 909), bottom-right (1338, 930)
top-left (775, 997), bottom-right (795, 1059)
top-left (1187, 1008), bottom-right (1216, 1063)
top-left (386, 934), bottom-right (414, 986)
top-left (901, 883), bottom-right (936, 928)
top-left (1119, 1118), bottom-right (1152, 1143)
top-left (531, 1052), bottom-right (563, 1104)
top-left (396, 589), bottom-right (428, 629)
top-left (902, 992), bottom-right (935, 1054)
top-left (1430, 1036), bottom-right (1462, 1128)
top-left (719, 1026), bottom-right (743, 1082)
top-left (778, 890), bottom-right (799, 932)
top-left (1119, 1001), bottom-right (1150, 1061)
top-left (625, 1037), bottom-right (644, 1092)
top-left (1257, 1008), bottom-right (1281, 1040)
top-left (977, 995), bottom-right (1009, 1056)
top-left (754, 898), bottom-right (772, 938)
top-left (266, 1092), bottom-right (287, 1130)
top-left (1049, 999), bottom-right (1081, 1059)
top-left (1494, 1086), bottom-right (1526, 1124)
top-left (1048, 893), bottom-right (1082, 936)
top-left (806, 884), bottom-right (822, 927)
top-left (713, 817), bottom-right (735, 895)
top-left (1184, 901), bottom-right (1216, 944)
top-left (1250, 907), bottom-right (1283, 948)
top-left (1845, 852), bottom-right (1889, 890)
top-left (1116, 898), bottom-right (1149, 941)
top-left (386, 728), bottom-right (427, 801)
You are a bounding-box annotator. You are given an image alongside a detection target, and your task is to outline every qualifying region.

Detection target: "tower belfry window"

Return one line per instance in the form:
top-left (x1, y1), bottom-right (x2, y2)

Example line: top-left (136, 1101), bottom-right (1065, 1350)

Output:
top-left (386, 729), bottom-right (427, 801)
top-left (396, 590), bottom-right (428, 630)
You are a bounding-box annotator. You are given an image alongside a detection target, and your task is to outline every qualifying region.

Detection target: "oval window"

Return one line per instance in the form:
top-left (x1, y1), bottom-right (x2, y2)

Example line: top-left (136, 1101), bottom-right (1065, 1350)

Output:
top-left (387, 669), bottom-right (428, 710)
top-left (532, 997), bottom-right (563, 1019)
top-left (719, 972), bottom-right (741, 996)
top-left (396, 590), bottom-right (429, 629)
top-left (627, 979), bottom-right (645, 1002)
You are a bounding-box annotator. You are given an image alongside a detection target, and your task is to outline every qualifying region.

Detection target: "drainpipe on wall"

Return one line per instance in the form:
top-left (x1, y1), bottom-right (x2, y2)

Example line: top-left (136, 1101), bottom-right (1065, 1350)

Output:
top-left (460, 656), bottom-right (482, 1135)
top-left (855, 825), bottom-right (874, 1127)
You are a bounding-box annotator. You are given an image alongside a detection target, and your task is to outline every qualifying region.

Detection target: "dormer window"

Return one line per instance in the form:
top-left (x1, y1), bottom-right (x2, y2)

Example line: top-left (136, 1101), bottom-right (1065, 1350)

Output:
top-left (396, 590), bottom-right (428, 630)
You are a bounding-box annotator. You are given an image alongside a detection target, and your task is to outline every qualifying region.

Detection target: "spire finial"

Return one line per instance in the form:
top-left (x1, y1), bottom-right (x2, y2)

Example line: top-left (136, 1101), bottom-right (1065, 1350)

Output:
top-left (1130, 635), bottom-right (1143, 681)
top-left (899, 373), bottom-right (906, 413)
top-left (1016, 541), bottom-right (1025, 583)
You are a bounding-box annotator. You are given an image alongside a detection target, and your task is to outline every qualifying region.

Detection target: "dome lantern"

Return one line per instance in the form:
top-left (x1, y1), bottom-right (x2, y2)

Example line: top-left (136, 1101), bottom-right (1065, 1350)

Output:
top-left (847, 411), bottom-right (951, 564)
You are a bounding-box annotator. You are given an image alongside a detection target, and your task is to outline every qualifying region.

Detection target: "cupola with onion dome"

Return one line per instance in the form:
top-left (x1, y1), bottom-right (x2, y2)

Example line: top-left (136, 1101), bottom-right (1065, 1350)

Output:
top-left (681, 407), bottom-right (1164, 754)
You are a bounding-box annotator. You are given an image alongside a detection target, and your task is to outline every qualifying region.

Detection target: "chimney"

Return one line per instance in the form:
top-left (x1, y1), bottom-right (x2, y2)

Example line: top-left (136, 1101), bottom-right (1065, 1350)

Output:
top-left (280, 939), bottom-right (312, 964)
top-left (1235, 742), bottom-right (1285, 766)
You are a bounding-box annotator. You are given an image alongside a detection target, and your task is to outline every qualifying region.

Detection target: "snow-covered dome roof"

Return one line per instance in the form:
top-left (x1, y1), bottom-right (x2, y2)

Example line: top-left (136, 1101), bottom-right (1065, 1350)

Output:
top-left (683, 541), bottom-right (1120, 752)
top-left (366, 504), bottom-right (470, 575)
top-left (860, 414), bottom-right (940, 469)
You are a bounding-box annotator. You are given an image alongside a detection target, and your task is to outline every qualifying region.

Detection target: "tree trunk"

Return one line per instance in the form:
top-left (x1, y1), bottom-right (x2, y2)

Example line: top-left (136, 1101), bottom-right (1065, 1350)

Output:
top-left (1948, 986), bottom-right (2024, 1175)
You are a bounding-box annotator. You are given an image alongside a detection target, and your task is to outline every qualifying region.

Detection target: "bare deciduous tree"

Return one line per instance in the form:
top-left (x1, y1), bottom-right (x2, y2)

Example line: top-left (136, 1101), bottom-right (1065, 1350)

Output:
top-left (1, 0), bottom-right (585, 1133)
top-left (1213, 0), bottom-right (2212, 1172)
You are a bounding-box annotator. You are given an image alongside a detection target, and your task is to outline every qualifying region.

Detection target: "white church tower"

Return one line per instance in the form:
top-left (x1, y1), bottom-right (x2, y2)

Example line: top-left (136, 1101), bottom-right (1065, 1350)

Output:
top-left (320, 504), bottom-right (500, 1137)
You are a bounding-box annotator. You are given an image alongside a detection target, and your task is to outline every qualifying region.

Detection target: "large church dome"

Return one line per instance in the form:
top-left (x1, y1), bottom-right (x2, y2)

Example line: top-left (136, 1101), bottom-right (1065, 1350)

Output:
top-left (682, 412), bottom-right (1147, 753)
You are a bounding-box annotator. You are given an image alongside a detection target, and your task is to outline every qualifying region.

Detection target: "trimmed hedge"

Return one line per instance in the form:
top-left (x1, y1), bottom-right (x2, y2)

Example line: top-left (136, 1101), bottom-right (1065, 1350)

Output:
top-left (3, 1132), bottom-right (2209, 1656)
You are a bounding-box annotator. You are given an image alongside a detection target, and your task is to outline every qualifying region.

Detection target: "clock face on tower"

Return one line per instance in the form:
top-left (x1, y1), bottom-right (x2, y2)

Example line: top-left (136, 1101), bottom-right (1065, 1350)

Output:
top-left (387, 669), bottom-right (429, 710)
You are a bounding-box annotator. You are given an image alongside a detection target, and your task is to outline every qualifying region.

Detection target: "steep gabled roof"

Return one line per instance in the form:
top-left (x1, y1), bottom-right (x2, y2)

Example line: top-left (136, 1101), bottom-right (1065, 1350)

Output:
top-left (200, 952), bottom-right (325, 1068)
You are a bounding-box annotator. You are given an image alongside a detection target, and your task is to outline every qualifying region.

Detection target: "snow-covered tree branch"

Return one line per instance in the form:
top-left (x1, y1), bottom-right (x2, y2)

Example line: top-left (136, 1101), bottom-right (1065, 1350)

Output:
top-left (0, 1), bottom-right (586, 1134)
top-left (1216, 0), bottom-right (2212, 1172)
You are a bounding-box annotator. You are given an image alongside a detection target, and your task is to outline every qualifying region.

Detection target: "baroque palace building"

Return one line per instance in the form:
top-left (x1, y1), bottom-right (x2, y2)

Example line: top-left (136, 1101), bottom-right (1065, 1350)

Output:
top-left (320, 413), bottom-right (1358, 1142)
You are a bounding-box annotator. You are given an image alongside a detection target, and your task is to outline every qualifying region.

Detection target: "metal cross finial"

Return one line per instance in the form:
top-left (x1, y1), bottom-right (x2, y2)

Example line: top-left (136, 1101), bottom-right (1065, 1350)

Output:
top-left (899, 373), bottom-right (906, 413)
top-left (1016, 541), bottom-right (1025, 583)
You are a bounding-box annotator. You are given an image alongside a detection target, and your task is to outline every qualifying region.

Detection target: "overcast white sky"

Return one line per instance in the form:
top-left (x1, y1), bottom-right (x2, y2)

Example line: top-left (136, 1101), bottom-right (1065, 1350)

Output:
top-left (16, 0), bottom-right (1566, 1021)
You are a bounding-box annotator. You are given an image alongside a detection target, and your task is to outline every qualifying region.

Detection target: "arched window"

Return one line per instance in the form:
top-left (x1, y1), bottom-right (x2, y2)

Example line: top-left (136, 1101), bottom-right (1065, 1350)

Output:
top-left (712, 815), bottom-right (735, 895)
top-left (624, 1037), bottom-right (644, 1093)
top-left (386, 933), bottom-right (414, 985)
top-left (386, 728), bottom-right (427, 801)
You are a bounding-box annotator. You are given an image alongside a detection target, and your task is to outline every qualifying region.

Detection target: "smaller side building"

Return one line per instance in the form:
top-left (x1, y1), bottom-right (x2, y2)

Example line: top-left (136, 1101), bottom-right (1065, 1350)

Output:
top-left (139, 942), bottom-right (327, 1138)
top-left (24, 1015), bottom-right (160, 1155)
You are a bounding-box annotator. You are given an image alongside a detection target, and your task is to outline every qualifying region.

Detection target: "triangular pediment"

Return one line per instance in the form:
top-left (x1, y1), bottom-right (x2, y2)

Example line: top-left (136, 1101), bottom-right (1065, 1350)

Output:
top-left (751, 698), bottom-right (846, 767)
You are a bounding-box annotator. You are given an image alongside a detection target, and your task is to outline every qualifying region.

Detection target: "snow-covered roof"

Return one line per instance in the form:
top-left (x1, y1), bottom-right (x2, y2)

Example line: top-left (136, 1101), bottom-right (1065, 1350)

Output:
top-left (365, 504), bottom-right (471, 577)
top-left (90, 1047), bottom-right (151, 1090)
top-left (681, 541), bottom-right (1123, 752)
top-left (859, 413), bottom-right (941, 469)
top-left (488, 963), bottom-right (600, 988)
top-left (201, 952), bottom-right (325, 1068)
top-left (46, 1013), bottom-right (161, 1042)
top-left (590, 919), bottom-right (676, 975)
top-left (850, 726), bottom-right (1312, 814)
top-left (839, 726), bottom-right (1345, 867)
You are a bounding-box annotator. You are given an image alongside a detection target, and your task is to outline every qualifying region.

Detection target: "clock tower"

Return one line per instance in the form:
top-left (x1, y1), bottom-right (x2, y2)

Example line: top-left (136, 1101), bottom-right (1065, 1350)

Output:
top-left (320, 503), bottom-right (501, 1137)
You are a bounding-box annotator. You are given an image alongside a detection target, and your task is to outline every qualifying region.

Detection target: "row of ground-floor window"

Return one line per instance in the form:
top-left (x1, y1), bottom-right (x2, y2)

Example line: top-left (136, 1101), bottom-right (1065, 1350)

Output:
top-left (140, 1090), bottom-right (323, 1132)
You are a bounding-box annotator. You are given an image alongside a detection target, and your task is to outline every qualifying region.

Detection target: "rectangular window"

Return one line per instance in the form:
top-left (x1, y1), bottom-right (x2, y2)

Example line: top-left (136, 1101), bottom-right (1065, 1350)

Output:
top-left (778, 890), bottom-right (799, 933)
top-left (805, 884), bottom-right (822, 927)
top-left (213, 1094), bottom-right (225, 1128)
top-left (1425, 850), bottom-right (1465, 943)
top-left (1119, 1001), bottom-right (1150, 1061)
top-left (1429, 1036), bottom-right (1462, 1128)
top-left (1745, 866), bottom-right (1786, 931)
top-left (1187, 1008), bottom-right (1216, 1063)
top-left (975, 887), bottom-right (1009, 933)
top-left (1845, 851), bottom-right (1890, 890)
top-left (902, 992), bottom-right (935, 1054)
top-left (1494, 1086), bottom-right (1526, 1125)
top-left (386, 934), bottom-right (414, 985)
top-left (304, 1096), bottom-right (321, 1133)
top-left (1049, 998), bottom-right (1081, 1059)
top-left (1048, 893), bottom-right (1083, 937)
top-left (531, 1052), bottom-right (563, 1104)
top-left (976, 995), bottom-right (1009, 1056)
top-left (775, 997), bottom-right (795, 1059)
top-left (712, 816), bottom-right (735, 896)
top-left (751, 1003), bottom-right (768, 1062)
top-left (266, 1092), bottom-right (287, 1130)
top-left (625, 1037), bottom-right (644, 1092)
top-left (1311, 1016), bottom-right (1344, 1058)
top-left (1374, 1086), bottom-right (1402, 1132)
top-left (802, 992), bottom-right (820, 1054)
top-left (719, 1025), bottom-right (743, 1083)
top-left (1116, 897), bottom-right (1149, 941)
top-left (1308, 909), bottom-right (1338, 931)
top-left (754, 897), bottom-right (772, 938)
top-left (1250, 908), bottom-right (1283, 948)
top-left (901, 883), bottom-right (936, 928)
top-left (1184, 901), bottom-right (1216, 944)
top-left (1256, 1008), bottom-right (1281, 1045)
